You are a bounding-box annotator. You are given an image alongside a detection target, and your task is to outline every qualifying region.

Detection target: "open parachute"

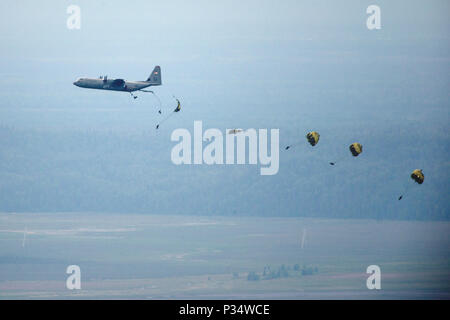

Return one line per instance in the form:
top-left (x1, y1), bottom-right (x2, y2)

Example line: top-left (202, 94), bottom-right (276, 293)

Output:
top-left (286, 131), bottom-right (320, 150)
top-left (330, 142), bottom-right (363, 165)
top-left (411, 169), bottom-right (425, 184)
top-left (156, 97), bottom-right (181, 129)
top-left (349, 143), bottom-right (363, 157)
top-left (398, 169), bottom-right (424, 200)
top-left (306, 131), bottom-right (320, 146)
top-left (174, 98), bottom-right (181, 112)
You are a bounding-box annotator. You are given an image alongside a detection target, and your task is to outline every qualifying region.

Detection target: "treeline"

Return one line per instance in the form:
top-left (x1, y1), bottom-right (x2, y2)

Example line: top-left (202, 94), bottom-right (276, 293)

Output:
top-left (0, 125), bottom-right (448, 220)
top-left (246, 264), bottom-right (319, 281)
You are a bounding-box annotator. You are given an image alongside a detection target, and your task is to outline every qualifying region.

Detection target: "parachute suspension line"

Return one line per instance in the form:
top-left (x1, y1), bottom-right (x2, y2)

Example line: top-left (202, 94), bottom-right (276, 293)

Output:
top-left (330, 143), bottom-right (363, 165)
top-left (286, 131), bottom-right (320, 150)
top-left (155, 112), bottom-right (174, 129)
top-left (285, 141), bottom-right (303, 150)
top-left (398, 180), bottom-right (412, 201)
top-left (155, 96), bottom-right (181, 130)
top-left (151, 91), bottom-right (162, 114)
top-left (398, 170), bottom-right (424, 200)
top-left (139, 89), bottom-right (162, 113)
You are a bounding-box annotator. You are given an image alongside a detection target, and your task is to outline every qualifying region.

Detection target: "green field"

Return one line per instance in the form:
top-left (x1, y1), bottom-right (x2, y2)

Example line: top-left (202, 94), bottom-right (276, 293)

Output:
top-left (0, 213), bottom-right (448, 299)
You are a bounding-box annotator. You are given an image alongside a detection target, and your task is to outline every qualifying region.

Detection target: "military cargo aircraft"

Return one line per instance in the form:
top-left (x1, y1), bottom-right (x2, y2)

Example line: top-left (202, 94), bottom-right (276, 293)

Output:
top-left (73, 66), bottom-right (161, 99)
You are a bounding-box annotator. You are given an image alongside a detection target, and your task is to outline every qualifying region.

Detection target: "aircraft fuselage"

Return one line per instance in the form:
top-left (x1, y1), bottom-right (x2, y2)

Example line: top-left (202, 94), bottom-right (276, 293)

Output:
top-left (73, 66), bottom-right (162, 95)
top-left (73, 78), bottom-right (153, 92)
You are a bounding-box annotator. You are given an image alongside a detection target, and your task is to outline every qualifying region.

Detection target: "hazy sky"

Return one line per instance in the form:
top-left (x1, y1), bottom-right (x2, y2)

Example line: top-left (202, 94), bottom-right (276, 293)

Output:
top-left (0, 1), bottom-right (447, 128)
top-left (0, 1), bottom-right (448, 218)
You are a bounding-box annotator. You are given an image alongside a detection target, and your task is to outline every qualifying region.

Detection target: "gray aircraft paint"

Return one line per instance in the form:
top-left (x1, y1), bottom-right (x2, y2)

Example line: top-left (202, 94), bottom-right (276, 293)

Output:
top-left (73, 66), bottom-right (161, 93)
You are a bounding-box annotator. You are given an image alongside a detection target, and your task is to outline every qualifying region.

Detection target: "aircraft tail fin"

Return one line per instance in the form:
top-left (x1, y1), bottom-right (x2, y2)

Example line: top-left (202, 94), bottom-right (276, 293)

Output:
top-left (147, 66), bottom-right (161, 85)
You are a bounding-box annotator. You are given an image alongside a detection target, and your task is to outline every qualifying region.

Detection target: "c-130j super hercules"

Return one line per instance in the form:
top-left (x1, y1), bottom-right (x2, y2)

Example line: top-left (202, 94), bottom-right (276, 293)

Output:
top-left (73, 66), bottom-right (162, 99)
